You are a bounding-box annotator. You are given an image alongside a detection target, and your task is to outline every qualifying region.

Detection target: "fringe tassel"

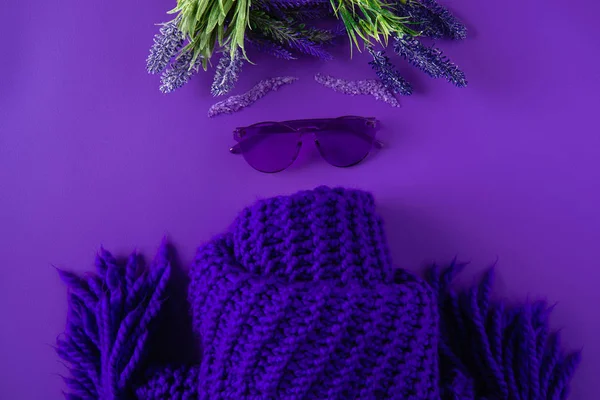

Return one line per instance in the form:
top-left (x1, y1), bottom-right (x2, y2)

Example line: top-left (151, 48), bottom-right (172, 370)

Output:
top-left (135, 365), bottom-right (200, 399)
top-left (425, 261), bottom-right (581, 400)
top-left (57, 243), bottom-right (580, 399)
top-left (56, 241), bottom-right (171, 399)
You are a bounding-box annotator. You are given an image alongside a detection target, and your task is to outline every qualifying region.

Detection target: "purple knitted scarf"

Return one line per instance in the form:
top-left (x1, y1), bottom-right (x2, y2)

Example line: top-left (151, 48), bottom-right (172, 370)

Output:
top-left (57, 186), bottom-right (580, 399)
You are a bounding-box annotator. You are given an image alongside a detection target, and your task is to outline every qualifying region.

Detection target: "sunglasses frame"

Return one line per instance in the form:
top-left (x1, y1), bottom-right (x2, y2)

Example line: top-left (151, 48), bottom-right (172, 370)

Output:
top-left (230, 116), bottom-right (383, 172)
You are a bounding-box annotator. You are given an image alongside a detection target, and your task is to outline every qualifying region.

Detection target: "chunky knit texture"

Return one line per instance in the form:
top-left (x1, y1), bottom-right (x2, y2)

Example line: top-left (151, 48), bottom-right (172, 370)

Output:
top-left (188, 186), bottom-right (439, 399)
top-left (57, 186), bottom-right (581, 400)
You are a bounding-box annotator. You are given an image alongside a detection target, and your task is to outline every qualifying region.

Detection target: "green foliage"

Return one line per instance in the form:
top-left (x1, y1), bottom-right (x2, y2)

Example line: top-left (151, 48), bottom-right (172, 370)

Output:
top-left (303, 26), bottom-right (337, 44)
top-left (249, 11), bottom-right (334, 47)
top-left (249, 11), bottom-right (301, 45)
top-left (167, 0), bottom-right (418, 69)
top-left (169, 0), bottom-right (250, 70)
top-left (330, 0), bottom-right (418, 52)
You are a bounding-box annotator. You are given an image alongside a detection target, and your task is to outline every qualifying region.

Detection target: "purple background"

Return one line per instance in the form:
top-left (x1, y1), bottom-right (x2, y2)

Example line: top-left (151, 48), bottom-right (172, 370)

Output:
top-left (1, 0), bottom-right (599, 398)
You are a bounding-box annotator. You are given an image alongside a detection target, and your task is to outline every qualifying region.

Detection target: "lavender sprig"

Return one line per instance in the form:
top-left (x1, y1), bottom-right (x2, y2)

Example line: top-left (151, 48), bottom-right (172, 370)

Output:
top-left (211, 49), bottom-right (244, 96)
top-left (292, 39), bottom-right (333, 60)
top-left (246, 38), bottom-right (296, 60)
top-left (314, 73), bottom-right (400, 107)
top-left (417, 0), bottom-right (467, 40)
top-left (395, 0), bottom-right (466, 40)
top-left (282, 6), bottom-right (333, 21)
top-left (146, 19), bottom-right (184, 74)
top-left (368, 48), bottom-right (412, 95)
top-left (248, 11), bottom-right (333, 60)
top-left (252, 0), bottom-right (331, 23)
top-left (393, 35), bottom-right (467, 87)
top-left (159, 52), bottom-right (199, 94)
top-left (264, 0), bottom-right (330, 10)
top-left (208, 76), bottom-right (298, 117)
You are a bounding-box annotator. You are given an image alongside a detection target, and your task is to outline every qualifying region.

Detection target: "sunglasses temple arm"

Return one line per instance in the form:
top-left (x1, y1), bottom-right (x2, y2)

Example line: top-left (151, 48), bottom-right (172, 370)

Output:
top-left (350, 127), bottom-right (383, 148)
top-left (229, 143), bottom-right (242, 154)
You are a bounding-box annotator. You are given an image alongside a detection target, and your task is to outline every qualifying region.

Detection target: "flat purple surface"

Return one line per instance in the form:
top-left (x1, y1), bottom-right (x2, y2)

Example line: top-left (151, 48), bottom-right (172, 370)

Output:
top-left (1, 0), bottom-right (598, 398)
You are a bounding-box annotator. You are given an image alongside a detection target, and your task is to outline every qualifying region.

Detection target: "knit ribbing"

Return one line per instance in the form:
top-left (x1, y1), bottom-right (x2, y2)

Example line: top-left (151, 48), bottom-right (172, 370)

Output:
top-left (188, 186), bottom-right (439, 399)
top-left (231, 186), bottom-right (393, 285)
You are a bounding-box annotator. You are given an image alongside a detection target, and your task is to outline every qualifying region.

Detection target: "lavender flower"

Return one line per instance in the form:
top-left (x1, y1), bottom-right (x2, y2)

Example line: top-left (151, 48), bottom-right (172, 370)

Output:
top-left (246, 38), bottom-right (296, 60)
top-left (418, 0), bottom-right (467, 40)
top-left (284, 6), bottom-right (332, 21)
top-left (159, 52), bottom-right (198, 94)
top-left (146, 19), bottom-right (184, 74)
top-left (292, 39), bottom-right (332, 61)
top-left (247, 11), bottom-right (333, 60)
top-left (368, 47), bottom-right (412, 95)
top-left (396, 2), bottom-right (441, 38)
top-left (254, 0), bottom-right (331, 22)
top-left (393, 35), bottom-right (467, 87)
top-left (208, 76), bottom-right (298, 117)
top-left (266, 0), bottom-right (329, 10)
top-left (314, 73), bottom-right (400, 107)
top-left (211, 49), bottom-right (244, 96)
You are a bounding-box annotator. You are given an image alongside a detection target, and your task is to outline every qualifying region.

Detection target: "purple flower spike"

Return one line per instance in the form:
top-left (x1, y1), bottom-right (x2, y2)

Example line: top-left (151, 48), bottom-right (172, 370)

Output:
top-left (208, 76), bottom-right (298, 117)
top-left (418, 0), bottom-right (467, 40)
top-left (266, 0), bottom-right (329, 10)
top-left (393, 35), bottom-right (467, 87)
top-left (368, 47), bottom-right (412, 96)
top-left (246, 38), bottom-right (296, 60)
top-left (159, 52), bottom-right (199, 94)
top-left (211, 49), bottom-right (244, 97)
top-left (146, 19), bottom-right (184, 74)
top-left (314, 73), bottom-right (400, 107)
top-left (292, 39), bottom-right (333, 61)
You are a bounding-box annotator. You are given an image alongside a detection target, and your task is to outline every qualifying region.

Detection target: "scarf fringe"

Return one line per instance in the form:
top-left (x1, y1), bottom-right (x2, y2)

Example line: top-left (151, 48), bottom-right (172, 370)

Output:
top-left (57, 241), bottom-right (171, 399)
top-left (425, 261), bottom-right (581, 400)
top-left (57, 247), bottom-right (580, 399)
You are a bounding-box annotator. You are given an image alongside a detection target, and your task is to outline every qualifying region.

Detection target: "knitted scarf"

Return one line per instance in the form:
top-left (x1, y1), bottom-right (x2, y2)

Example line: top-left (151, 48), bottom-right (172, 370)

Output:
top-left (56, 186), bottom-right (580, 399)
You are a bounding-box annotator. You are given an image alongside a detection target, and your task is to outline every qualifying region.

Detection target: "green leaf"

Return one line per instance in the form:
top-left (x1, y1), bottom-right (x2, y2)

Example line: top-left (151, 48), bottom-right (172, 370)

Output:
top-left (217, 24), bottom-right (225, 46)
top-left (195, 0), bottom-right (212, 22)
top-left (219, 0), bottom-right (234, 24)
top-left (206, 6), bottom-right (221, 32)
top-left (234, 1), bottom-right (248, 48)
top-left (186, 2), bottom-right (199, 31)
top-left (186, 16), bottom-right (196, 37)
top-left (190, 45), bottom-right (204, 70)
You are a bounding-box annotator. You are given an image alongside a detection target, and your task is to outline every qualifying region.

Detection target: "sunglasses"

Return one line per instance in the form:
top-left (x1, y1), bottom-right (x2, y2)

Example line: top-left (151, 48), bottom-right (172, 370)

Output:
top-left (229, 116), bottom-right (382, 173)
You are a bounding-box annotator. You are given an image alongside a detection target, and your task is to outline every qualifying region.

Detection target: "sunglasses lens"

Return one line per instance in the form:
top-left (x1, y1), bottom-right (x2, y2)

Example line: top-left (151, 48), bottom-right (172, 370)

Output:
top-left (239, 123), bottom-right (301, 173)
top-left (315, 118), bottom-right (376, 167)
